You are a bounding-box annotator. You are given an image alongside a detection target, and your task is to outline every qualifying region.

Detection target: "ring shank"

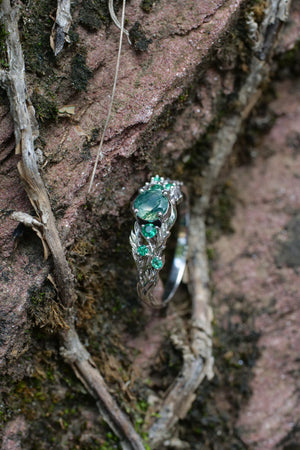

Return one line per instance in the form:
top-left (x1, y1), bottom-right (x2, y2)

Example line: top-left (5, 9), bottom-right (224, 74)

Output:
top-left (161, 189), bottom-right (189, 305)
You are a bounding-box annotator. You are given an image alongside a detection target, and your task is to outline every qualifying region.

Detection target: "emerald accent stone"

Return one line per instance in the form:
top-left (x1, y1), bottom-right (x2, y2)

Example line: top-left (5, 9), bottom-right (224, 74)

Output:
top-left (137, 245), bottom-right (149, 256)
top-left (134, 189), bottom-right (169, 221)
top-left (154, 175), bottom-right (161, 181)
top-left (152, 256), bottom-right (163, 269)
top-left (142, 223), bottom-right (157, 239)
top-left (165, 183), bottom-right (173, 190)
top-left (150, 184), bottom-right (164, 191)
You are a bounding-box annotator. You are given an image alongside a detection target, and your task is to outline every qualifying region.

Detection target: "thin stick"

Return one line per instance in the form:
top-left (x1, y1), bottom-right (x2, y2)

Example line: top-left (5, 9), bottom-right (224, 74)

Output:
top-left (88, 0), bottom-right (127, 193)
top-left (1, 0), bottom-right (76, 309)
top-left (148, 215), bottom-right (214, 449)
top-left (60, 326), bottom-right (146, 450)
top-left (108, 0), bottom-right (131, 45)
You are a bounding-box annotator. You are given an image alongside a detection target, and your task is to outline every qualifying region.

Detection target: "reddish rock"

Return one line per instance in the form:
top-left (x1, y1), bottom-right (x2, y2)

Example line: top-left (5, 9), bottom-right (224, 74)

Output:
top-left (1, 416), bottom-right (27, 450)
top-left (212, 78), bottom-right (300, 449)
top-left (0, 0), bottom-right (245, 367)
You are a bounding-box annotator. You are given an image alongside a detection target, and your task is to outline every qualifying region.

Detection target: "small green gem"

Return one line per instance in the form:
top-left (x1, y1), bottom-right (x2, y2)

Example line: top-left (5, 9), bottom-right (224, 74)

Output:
top-left (142, 223), bottom-right (157, 239)
top-left (152, 256), bottom-right (163, 269)
top-left (154, 175), bottom-right (161, 181)
top-left (150, 184), bottom-right (164, 190)
top-left (165, 183), bottom-right (173, 190)
top-left (137, 245), bottom-right (149, 256)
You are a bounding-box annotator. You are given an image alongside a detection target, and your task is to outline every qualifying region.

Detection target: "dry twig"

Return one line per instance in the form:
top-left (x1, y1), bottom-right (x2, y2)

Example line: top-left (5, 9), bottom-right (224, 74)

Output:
top-left (0, 1), bottom-right (144, 448)
top-left (88, 0), bottom-right (127, 192)
top-left (108, 0), bottom-right (131, 45)
top-left (50, 0), bottom-right (72, 55)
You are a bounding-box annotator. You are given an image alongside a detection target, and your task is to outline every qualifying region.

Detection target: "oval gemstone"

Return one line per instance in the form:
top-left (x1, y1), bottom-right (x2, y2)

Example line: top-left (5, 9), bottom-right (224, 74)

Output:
top-left (134, 189), bottom-right (169, 222)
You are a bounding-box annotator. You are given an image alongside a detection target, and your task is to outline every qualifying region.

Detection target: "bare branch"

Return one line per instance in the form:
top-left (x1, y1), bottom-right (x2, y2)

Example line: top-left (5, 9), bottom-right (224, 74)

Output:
top-left (60, 327), bottom-right (146, 450)
top-left (0, 69), bottom-right (9, 85)
top-left (10, 211), bottom-right (43, 228)
top-left (1, 0), bottom-right (76, 308)
top-left (50, 0), bottom-right (72, 56)
top-left (148, 215), bottom-right (214, 449)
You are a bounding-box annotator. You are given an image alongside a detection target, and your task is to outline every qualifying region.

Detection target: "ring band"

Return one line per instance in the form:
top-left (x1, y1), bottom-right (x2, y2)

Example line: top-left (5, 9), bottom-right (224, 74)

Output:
top-left (130, 175), bottom-right (189, 308)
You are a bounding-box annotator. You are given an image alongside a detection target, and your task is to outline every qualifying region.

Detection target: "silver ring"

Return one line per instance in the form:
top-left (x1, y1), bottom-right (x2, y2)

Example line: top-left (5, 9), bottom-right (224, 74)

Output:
top-left (130, 175), bottom-right (189, 308)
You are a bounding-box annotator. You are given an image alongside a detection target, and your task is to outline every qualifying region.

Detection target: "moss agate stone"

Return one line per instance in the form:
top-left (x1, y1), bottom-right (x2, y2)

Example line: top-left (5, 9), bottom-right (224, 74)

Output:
top-left (134, 189), bottom-right (168, 222)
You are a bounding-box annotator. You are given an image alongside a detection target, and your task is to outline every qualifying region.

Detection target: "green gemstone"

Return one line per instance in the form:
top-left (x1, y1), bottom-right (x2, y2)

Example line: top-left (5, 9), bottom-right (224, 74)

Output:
top-left (152, 256), bottom-right (163, 269)
top-left (142, 223), bottom-right (157, 239)
top-left (165, 183), bottom-right (173, 190)
top-left (134, 189), bottom-right (169, 221)
top-left (154, 175), bottom-right (161, 181)
top-left (137, 245), bottom-right (149, 256)
top-left (150, 184), bottom-right (164, 191)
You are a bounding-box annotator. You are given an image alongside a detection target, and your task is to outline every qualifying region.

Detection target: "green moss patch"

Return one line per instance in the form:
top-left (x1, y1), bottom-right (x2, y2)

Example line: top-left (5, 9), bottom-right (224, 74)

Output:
top-left (21, 0), bottom-right (57, 76)
top-left (206, 181), bottom-right (236, 242)
top-left (31, 93), bottom-right (58, 123)
top-left (129, 22), bottom-right (152, 52)
top-left (71, 54), bottom-right (92, 91)
top-left (78, 0), bottom-right (121, 31)
top-left (140, 0), bottom-right (158, 13)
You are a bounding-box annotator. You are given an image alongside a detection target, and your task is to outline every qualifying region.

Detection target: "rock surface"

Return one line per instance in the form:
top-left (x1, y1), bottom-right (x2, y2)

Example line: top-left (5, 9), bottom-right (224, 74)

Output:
top-left (212, 78), bottom-right (300, 449)
top-left (0, 0), bottom-right (246, 368)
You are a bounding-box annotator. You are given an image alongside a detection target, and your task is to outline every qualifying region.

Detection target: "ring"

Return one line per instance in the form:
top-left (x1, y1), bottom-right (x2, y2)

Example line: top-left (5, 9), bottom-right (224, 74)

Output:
top-left (130, 175), bottom-right (189, 308)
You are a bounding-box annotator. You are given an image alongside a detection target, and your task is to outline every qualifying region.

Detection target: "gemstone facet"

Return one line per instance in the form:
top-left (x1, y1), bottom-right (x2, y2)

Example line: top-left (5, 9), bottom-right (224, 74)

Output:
top-left (137, 245), bottom-right (149, 256)
top-left (134, 189), bottom-right (169, 222)
top-left (150, 184), bottom-right (164, 191)
top-left (151, 256), bottom-right (163, 269)
top-left (142, 223), bottom-right (157, 239)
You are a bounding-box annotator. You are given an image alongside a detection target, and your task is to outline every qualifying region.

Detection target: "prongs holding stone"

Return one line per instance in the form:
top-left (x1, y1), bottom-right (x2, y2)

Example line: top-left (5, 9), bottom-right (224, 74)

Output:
top-left (139, 188), bottom-right (145, 193)
top-left (157, 211), bottom-right (164, 219)
top-left (134, 208), bottom-right (139, 214)
top-left (162, 189), bottom-right (170, 197)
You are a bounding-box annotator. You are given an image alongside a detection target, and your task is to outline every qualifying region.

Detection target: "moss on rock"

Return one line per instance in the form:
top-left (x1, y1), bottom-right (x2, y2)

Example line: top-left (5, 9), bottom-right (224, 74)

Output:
top-left (129, 22), bottom-right (152, 52)
top-left (78, 0), bottom-right (121, 31)
top-left (31, 93), bottom-right (58, 123)
top-left (71, 54), bottom-right (92, 91)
